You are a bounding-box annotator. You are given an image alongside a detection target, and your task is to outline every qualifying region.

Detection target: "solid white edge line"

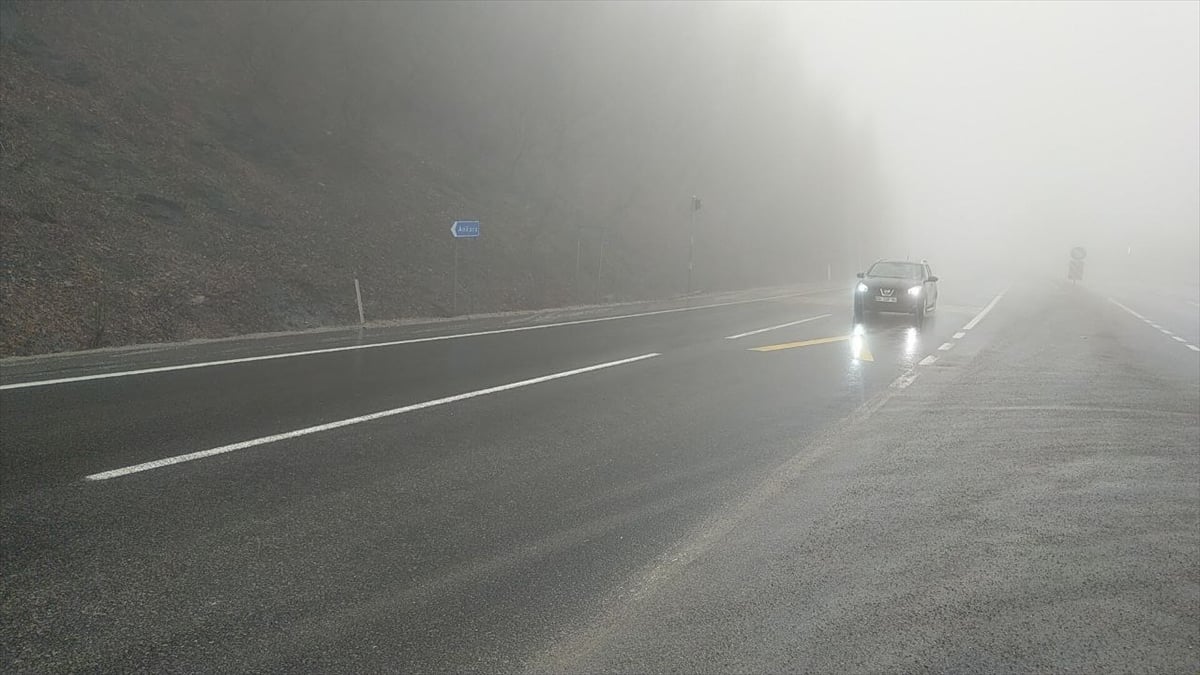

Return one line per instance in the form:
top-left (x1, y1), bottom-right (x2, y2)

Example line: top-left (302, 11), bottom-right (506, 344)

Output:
top-left (918, 355), bottom-right (938, 366)
top-left (937, 342), bottom-right (954, 351)
top-left (85, 353), bottom-right (660, 481)
top-left (961, 290), bottom-right (1008, 331)
top-left (723, 313), bottom-right (832, 340)
top-left (952, 332), bottom-right (966, 339)
top-left (3, 290), bottom-right (829, 391)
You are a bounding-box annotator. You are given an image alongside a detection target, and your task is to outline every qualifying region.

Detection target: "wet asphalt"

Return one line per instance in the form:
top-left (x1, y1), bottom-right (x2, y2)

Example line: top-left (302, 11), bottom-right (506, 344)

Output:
top-left (1, 279), bottom-right (1196, 672)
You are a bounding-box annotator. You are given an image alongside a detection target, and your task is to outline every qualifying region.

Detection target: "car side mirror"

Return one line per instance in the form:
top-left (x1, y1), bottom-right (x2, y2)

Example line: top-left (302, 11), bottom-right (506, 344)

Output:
top-left (927, 276), bottom-right (939, 282)
top-left (856, 272), bottom-right (865, 279)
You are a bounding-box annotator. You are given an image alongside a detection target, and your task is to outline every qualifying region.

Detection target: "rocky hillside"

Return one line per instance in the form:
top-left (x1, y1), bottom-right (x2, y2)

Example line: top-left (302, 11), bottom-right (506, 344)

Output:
top-left (0, 1), bottom-right (884, 355)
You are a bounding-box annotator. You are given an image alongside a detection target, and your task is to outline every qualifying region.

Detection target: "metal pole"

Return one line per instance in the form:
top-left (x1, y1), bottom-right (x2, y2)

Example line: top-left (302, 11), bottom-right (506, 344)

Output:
top-left (575, 232), bottom-right (582, 300)
top-left (596, 234), bottom-right (606, 303)
top-left (687, 200), bottom-right (696, 294)
top-left (452, 239), bottom-right (459, 315)
top-left (354, 278), bottom-right (365, 325)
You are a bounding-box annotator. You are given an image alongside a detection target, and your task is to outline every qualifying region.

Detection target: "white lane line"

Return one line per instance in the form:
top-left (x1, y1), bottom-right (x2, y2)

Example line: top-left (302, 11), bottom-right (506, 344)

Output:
top-left (937, 342), bottom-right (954, 351)
top-left (1110, 298), bottom-right (1147, 321)
top-left (723, 313), bottom-right (832, 340)
top-left (891, 369), bottom-right (919, 390)
top-left (85, 353), bottom-right (660, 481)
top-left (952, 332), bottom-right (966, 339)
top-left (1109, 298), bottom-right (1200, 353)
top-left (2, 290), bottom-right (827, 391)
top-left (962, 290), bottom-right (1007, 331)
top-left (918, 354), bottom-right (938, 366)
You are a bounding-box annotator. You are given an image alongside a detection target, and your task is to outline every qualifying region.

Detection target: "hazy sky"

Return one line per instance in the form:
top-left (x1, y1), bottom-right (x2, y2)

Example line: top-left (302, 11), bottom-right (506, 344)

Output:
top-left (788, 1), bottom-right (1199, 277)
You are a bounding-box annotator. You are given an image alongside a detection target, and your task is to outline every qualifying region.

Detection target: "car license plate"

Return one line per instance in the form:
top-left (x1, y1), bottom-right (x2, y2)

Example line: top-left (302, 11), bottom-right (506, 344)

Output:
top-left (875, 296), bottom-right (897, 303)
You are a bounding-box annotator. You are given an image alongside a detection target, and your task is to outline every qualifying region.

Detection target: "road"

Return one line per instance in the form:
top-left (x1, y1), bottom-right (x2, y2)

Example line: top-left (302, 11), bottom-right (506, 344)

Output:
top-left (1, 279), bottom-right (1197, 672)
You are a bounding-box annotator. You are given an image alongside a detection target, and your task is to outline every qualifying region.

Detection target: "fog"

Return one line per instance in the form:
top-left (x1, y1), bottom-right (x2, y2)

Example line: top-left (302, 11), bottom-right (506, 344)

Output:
top-left (792, 1), bottom-right (1200, 285)
top-left (4, 1), bottom-right (1198, 353)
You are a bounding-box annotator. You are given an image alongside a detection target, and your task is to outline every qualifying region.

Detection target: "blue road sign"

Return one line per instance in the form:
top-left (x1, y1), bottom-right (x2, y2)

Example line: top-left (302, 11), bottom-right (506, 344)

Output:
top-left (451, 220), bottom-right (481, 238)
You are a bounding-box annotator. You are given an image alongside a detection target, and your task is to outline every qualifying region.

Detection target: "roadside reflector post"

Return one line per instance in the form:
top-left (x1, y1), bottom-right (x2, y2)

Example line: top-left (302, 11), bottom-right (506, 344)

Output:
top-left (354, 278), bottom-right (366, 325)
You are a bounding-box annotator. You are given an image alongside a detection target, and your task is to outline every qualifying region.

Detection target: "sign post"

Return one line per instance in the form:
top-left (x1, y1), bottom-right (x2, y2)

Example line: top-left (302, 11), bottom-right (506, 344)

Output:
top-left (688, 195), bottom-right (702, 293)
top-left (1068, 246), bottom-right (1086, 283)
top-left (451, 221), bottom-right (481, 315)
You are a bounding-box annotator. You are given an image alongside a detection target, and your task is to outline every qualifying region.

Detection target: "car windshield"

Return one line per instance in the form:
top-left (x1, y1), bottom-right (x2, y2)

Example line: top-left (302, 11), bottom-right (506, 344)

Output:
top-left (867, 262), bottom-right (924, 279)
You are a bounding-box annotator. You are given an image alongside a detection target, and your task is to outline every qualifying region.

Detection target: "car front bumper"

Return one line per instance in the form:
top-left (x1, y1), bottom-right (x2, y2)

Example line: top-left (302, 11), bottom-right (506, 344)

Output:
top-left (858, 292), bottom-right (922, 313)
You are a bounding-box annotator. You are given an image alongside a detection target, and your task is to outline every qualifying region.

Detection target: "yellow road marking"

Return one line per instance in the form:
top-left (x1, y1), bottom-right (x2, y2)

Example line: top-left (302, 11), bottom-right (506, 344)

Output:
top-left (854, 343), bottom-right (874, 362)
top-left (751, 335), bottom-right (849, 352)
top-left (749, 334), bottom-right (874, 361)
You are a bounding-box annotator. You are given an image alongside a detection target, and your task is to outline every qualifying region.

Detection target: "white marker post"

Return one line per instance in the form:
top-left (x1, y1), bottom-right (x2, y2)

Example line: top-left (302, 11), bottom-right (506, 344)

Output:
top-left (354, 278), bottom-right (365, 325)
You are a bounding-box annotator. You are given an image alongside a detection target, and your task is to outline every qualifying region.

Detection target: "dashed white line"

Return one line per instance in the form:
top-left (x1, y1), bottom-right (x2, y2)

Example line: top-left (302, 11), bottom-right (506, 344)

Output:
top-left (1111, 299), bottom-right (1148, 320)
top-left (962, 290), bottom-right (1007, 331)
top-left (85, 352), bottom-right (660, 481)
top-left (1109, 297), bottom-right (1200, 353)
top-left (891, 369), bottom-right (919, 390)
top-left (724, 313), bottom-right (832, 340)
top-left (2, 290), bottom-right (826, 391)
top-left (917, 291), bottom-right (1006, 367)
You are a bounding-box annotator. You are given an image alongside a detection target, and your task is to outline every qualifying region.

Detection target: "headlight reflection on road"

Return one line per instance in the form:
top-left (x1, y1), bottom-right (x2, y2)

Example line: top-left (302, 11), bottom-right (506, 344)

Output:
top-left (904, 327), bottom-right (918, 357)
top-left (850, 323), bottom-right (869, 362)
top-left (846, 329), bottom-right (867, 401)
top-left (850, 333), bottom-right (867, 361)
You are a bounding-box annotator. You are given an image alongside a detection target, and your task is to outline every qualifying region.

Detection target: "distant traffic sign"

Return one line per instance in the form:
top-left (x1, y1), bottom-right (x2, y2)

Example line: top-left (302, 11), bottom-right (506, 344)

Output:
top-left (451, 220), bottom-right (481, 238)
top-left (1068, 258), bottom-right (1084, 281)
top-left (1070, 246), bottom-right (1087, 261)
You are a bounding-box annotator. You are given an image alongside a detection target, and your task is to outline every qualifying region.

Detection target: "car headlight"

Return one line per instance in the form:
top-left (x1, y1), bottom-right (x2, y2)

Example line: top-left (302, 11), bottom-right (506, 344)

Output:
top-left (856, 283), bottom-right (869, 293)
top-left (908, 286), bottom-right (922, 296)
